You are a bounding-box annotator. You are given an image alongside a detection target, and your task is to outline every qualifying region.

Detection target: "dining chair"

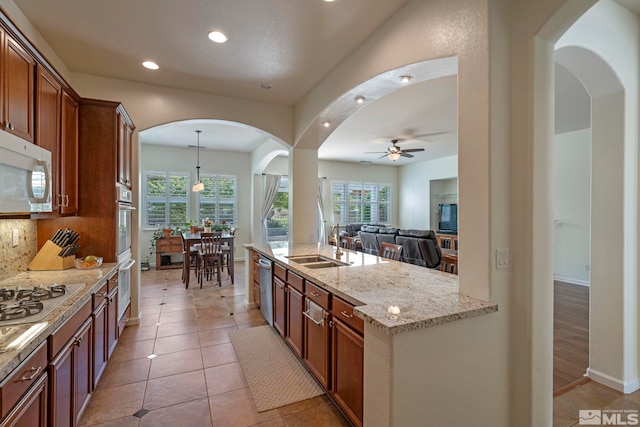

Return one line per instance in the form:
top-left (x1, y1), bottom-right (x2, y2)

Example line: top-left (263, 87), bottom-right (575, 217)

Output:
top-left (220, 227), bottom-right (236, 278)
top-left (197, 232), bottom-right (222, 287)
top-left (181, 234), bottom-right (199, 288)
top-left (379, 242), bottom-right (403, 261)
top-left (340, 236), bottom-right (358, 251)
top-left (439, 252), bottom-right (458, 274)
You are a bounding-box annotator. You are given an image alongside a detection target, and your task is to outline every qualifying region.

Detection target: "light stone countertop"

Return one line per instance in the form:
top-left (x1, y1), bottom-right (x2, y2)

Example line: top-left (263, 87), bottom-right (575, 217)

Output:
top-left (0, 264), bottom-right (118, 380)
top-left (247, 243), bottom-right (497, 335)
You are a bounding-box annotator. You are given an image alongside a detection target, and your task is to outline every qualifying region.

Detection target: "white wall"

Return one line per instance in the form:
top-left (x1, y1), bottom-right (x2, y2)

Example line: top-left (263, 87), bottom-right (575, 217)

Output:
top-left (398, 155), bottom-right (458, 230)
top-left (553, 129), bottom-right (590, 285)
top-left (139, 144), bottom-right (252, 264)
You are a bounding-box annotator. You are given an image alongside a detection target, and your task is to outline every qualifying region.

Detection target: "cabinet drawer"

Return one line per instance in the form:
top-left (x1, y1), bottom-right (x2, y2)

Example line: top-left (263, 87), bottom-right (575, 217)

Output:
top-left (48, 299), bottom-right (91, 358)
top-left (305, 282), bottom-right (330, 309)
top-left (332, 297), bottom-right (364, 335)
top-left (0, 341), bottom-right (47, 419)
top-left (274, 263), bottom-right (286, 281)
top-left (252, 251), bottom-right (260, 263)
top-left (107, 274), bottom-right (118, 292)
top-left (159, 243), bottom-right (183, 253)
top-left (288, 271), bottom-right (304, 293)
top-left (92, 282), bottom-right (108, 309)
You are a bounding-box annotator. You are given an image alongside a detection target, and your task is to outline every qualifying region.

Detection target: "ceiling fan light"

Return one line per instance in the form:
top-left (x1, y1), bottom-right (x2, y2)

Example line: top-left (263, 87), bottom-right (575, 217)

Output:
top-left (388, 152), bottom-right (401, 161)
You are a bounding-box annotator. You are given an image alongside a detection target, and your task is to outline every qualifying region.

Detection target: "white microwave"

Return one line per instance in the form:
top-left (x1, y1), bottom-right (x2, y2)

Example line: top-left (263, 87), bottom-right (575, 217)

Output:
top-left (0, 132), bottom-right (52, 215)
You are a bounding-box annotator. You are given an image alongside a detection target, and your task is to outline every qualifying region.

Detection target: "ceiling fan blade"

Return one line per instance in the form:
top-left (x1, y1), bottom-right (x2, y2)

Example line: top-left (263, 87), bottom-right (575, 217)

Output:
top-left (400, 152), bottom-right (414, 158)
top-left (409, 131), bottom-right (450, 139)
top-left (378, 154), bottom-right (389, 159)
top-left (402, 148), bottom-right (425, 153)
top-left (365, 151), bottom-right (388, 154)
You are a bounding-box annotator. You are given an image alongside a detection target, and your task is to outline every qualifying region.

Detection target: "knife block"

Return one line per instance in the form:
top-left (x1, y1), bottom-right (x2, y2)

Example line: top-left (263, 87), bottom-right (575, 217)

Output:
top-left (28, 240), bottom-right (76, 271)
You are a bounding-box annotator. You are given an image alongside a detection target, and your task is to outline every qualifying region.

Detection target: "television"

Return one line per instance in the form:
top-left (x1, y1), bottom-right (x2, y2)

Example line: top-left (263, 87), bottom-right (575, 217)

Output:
top-left (438, 203), bottom-right (458, 234)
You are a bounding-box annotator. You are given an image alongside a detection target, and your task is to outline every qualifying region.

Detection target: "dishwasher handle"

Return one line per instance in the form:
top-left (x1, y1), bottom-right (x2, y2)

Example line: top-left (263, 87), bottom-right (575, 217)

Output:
top-left (258, 259), bottom-right (272, 269)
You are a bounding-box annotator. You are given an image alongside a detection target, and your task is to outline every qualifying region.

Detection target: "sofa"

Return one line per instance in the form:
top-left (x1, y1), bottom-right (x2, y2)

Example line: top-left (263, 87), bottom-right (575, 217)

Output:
top-left (353, 225), bottom-right (442, 269)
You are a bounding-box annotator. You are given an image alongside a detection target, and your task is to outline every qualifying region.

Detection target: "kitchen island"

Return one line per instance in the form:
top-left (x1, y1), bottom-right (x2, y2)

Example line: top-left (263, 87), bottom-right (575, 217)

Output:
top-left (246, 242), bottom-right (501, 427)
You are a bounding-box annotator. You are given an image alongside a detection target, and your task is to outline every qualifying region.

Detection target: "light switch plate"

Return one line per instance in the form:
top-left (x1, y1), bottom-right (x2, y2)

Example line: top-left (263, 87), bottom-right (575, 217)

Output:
top-left (12, 229), bottom-right (19, 247)
top-left (496, 248), bottom-right (509, 269)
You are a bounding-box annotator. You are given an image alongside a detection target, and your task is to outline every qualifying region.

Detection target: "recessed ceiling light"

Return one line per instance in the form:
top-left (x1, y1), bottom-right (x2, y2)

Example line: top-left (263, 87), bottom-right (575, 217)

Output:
top-left (324, 0), bottom-right (336, 2)
top-left (400, 75), bottom-right (413, 83)
top-left (354, 95), bottom-right (366, 104)
top-left (142, 61), bottom-right (159, 70)
top-left (208, 31), bottom-right (228, 43)
top-left (323, 121), bottom-right (331, 128)
top-left (261, 83), bottom-right (273, 89)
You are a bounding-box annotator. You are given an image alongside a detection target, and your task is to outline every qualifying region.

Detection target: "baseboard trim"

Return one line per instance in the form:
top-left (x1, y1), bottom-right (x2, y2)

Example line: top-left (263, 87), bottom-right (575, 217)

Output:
top-left (586, 368), bottom-right (640, 393)
top-left (554, 275), bottom-right (589, 286)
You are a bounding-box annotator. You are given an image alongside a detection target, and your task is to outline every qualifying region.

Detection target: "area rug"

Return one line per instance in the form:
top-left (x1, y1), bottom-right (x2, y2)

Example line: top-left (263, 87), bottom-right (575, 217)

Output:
top-left (229, 325), bottom-right (324, 412)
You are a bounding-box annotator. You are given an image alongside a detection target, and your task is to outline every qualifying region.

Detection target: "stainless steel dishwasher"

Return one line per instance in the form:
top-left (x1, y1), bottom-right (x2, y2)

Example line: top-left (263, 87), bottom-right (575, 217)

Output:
top-left (258, 255), bottom-right (273, 326)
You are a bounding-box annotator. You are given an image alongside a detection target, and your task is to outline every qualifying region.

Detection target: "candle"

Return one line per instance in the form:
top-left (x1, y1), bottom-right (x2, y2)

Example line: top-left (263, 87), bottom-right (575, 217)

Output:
top-left (388, 305), bottom-right (401, 315)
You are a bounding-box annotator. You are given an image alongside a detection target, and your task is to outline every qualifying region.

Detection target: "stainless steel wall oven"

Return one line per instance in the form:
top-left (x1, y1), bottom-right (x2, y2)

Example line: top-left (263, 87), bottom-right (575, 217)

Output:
top-left (116, 185), bottom-right (135, 320)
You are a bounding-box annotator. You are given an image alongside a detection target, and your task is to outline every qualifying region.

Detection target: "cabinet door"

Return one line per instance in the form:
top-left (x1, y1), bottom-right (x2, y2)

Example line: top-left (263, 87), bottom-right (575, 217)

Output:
top-left (0, 372), bottom-right (48, 427)
top-left (253, 282), bottom-right (260, 308)
top-left (60, 91), bottom-right (78, 215)
top-left (74, 318), bottom-right (92, 423)
top-left (106, 287), bottom-right (119, 358)
top-left (331, 319), bottom-right (364, 427)
top-left (286, 286), bottom-right (304, 358)
top-left (273, 276), bottom-right (286, 337)
top-left (35, 65), bottom-right (61, 211)
top-left (92, 300), bottom-right (107, 388)
top-left (3, 33), bottom-right (34, 142)
top-left (303, 310), bottom-right (330, 389)
top-left (116, 111), bottom-right (132, 188)
top-left (49, 340), bottom-right (73, 427)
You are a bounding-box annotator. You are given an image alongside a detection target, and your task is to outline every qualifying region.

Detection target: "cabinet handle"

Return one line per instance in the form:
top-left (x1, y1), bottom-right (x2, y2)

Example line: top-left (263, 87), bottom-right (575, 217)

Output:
top-left (7, 122), bottom-right (13, 130)
top-left (75, 337), bottom-right (83, 347)
top-left (97, 291), bottom-right (107, 298)
top-left (309, 291), bottom-right (320, 297)
top-left (109, 297), bottom-right (114, 303)
top-left (329, 320), bottom-right (334, 328)
top-left (20, 366), bottom-right (41, 382)
top-left (341, 310), bottom-right (353, 319)
top-left (65, 195), bottom-right (70, 207)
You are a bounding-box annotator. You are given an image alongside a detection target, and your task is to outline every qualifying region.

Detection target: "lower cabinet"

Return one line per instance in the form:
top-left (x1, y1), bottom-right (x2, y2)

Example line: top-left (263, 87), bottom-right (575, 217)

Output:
top-left (303, 309), bottom-right (331, 389)
top-left (285, 286), bottom-right (304, 358)
top-left (0, 373), bottom-right (48, 427)
top-left (273, 276), bottom-right (287, 337)
top-left (106, 286), bottom-right (118, 358)
top-left (92, 299), bottom-right (107, 388)
top-left (331, 318), bottom-right (364, 427)
top-left (49, 316), bottom-right (92, 427)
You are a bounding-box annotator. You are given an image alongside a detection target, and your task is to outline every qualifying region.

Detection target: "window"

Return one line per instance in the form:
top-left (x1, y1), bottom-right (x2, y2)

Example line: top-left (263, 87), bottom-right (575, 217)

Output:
top-left (267, 177), bottom-right (289, 242)
top-left (197, 174), bottom-right (237, 225)
top-left (143, 171), bottom-right (189, 228)
top-left (332, 181), bottom-right (391, 224)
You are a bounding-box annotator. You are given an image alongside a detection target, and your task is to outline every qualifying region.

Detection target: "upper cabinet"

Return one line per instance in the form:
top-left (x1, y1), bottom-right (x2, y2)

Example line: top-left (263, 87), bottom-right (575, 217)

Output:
top-left (116, 108), bottom-right (133, 189)
top-left (1, 27), bottom-right (35, 142)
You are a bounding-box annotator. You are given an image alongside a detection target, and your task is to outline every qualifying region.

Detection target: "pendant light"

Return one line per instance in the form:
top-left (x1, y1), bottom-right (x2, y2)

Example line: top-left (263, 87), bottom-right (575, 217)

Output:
top-left (192, 130), bottom-right (204, 192)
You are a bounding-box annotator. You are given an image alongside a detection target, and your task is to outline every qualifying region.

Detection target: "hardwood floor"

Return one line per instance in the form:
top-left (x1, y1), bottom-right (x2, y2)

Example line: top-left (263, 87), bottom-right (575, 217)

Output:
top-left (554, 280), bottom-right (589, 393)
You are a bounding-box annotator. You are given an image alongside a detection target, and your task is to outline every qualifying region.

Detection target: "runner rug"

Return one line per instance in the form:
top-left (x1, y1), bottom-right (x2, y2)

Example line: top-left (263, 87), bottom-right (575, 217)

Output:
top-left (229, 325), bottom-right (324, 412)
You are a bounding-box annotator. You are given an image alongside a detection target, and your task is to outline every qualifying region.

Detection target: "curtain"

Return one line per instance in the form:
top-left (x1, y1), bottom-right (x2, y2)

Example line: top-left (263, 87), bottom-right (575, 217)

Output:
top-left (317, 177), bottom-right (326, 244)
top-left (261, 174), bottom-right (281, 243)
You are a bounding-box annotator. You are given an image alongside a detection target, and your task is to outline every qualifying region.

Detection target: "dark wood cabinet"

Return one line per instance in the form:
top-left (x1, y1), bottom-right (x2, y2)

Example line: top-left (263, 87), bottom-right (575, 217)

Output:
top-left (436, 233), bottom-right (458, 251)
top-left (155, 236), bottom-right (183, 270)
top-left (273, 276), bottom-right (287, 337)
top-left (304, 307), bottom-right (331, 390)
top-left (59, 91), bottom-right (78, 215)
top-left (286, 286), bottom-right (304, 358)
top-left (1, 28), bottom-right (34, 142)
top-left (49, 316), bottom-right (92, 427)
top-left (0, 372), bottom-right (47, 427)
top-left (92, 297), bottom-right (107, 389)
top-left (117, 110), bottom-right (133, 189)
top-left (252, 258), bottom-right (261, 307)
top-left (106, 285), bottom-right (119, 358)
top-left (331, 318), bottom-right (364, 427)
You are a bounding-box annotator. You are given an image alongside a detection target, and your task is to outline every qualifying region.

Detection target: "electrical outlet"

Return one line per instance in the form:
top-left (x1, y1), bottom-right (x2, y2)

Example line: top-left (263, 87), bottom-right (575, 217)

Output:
top-left (496, 248), bottom-right (509, 269)
top-left (12, 229), bottom-right (19, 247)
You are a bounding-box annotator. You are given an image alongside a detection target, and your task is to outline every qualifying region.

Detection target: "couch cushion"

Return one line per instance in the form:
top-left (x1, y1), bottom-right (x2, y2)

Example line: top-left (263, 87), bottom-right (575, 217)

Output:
top-left (398, 229), bottom-right (436, 240)
top-left (358, 231), bottom-right (380, 255)
top-left (395, 236), bottom-right (426, 267)
top-left (360, 225), bottom-right (381, 233)
top-left (379, 227), bottom-right (399, 235)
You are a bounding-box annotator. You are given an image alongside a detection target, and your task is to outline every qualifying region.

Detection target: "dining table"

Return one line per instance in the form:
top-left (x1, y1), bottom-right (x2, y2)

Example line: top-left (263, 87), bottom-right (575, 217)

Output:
top-left (182, 232), bottom-right (235, 287)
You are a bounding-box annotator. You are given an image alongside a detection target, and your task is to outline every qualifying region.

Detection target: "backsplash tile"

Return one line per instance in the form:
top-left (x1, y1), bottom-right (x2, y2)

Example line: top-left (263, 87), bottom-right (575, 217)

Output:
top-left (0, 219), bottom-right (37, 281)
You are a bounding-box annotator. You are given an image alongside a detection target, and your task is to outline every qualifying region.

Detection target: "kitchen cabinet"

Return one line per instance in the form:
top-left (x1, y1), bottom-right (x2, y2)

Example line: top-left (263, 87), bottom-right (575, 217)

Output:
top-left (49, 302), bottom-right (93, 427)
top-left (252, 254), bottom-right (261, 307)
top-left (106, 284), bottom-right (119, 358)
top-left (92, 292), bottom-right (107, 388)
top-left (273, 275), bottom-right (287, 338)
top-left (0, 342), bottom-right (48, 425)
top-left (286, 286), bottom-right (304, 358)
top-left (303, 281), bottom-right (331, 390)
top-left (36, 66), bottom-right (78, 216)
top-left (436, 233), bottom-right (458, 251)
top-left (0, 27), bottom-right (34, 142)
top-left (117, 109), bottom-right (133, 189)
top-left (155, 236), bottom-right (183, 270)
top-left (331, 297), bottom-right (364, 427)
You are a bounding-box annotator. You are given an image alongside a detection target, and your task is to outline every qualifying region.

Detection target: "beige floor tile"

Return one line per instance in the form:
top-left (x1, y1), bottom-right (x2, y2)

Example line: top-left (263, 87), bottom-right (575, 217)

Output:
top-left (155, 320), bottom-right (199, 338)
top-left (140, 296), bottom-right (163, 306)
top-left (201, 342), bottom-right (237, 368)
top-left (96, 357), bottom-right (151, 389)
top-left (278, 395), bottom-right (329, 417)
top-left (143, 370), bottom-right (208, 410)
top-left (158, 308), bottom-right (197, 324)
top-left (204, 362), bottom-right (248, 396)
top-left (83, 415), bottom-right (140, 427)
top-left (118, 325), bottom-right (158, 343)
top-left (158, 301), bottom-right (195, 313)
top-left (139, 304), bottom-right (162, 315)
top-left (138, 312), bottom-right (161, 327)
top-left (109, 339), bottom-right (155, 362)
top-left (78, 381), bottom-right (146, 426)
top-left (256, 419), bottom-right (286, 427)
top-left (153, 332), bottom-right (200, 354)
top-left (209, 388), bottom-right (280, 426)
top-left (198, 326), bottom-right (237, 347)
top-left (139, 398), bottom-right (213, 427)
top-left (281, 402), bottom-right (352, 427)
top-left (148, 348), bottom-right (204, 379)
top-left (197, 315), bottom-right (237, 331)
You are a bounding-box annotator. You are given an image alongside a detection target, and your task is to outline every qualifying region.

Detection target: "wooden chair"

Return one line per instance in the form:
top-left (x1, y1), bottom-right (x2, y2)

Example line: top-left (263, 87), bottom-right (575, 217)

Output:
top-left (340, 236), bottom-right (358, 250)
top-left (220, 227), bottom-right (236, 283)
top-left (181, 234), bottom-right (199, 288)
top-left (197, 232), bottom-right (223, 287)
top-left (439, 252), bottom-right (458, 274)
top-left (379, 242), bottom-right (403, 261)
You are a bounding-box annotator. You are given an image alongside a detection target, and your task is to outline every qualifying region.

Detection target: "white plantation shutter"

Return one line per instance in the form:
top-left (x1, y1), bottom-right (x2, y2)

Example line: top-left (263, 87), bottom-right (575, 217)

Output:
top-left (143, 171), bottom-right (189, 228)
top-left (332, 181), bottom-right (392, 224)
top-left (197, 174), bottom-right (237, 225)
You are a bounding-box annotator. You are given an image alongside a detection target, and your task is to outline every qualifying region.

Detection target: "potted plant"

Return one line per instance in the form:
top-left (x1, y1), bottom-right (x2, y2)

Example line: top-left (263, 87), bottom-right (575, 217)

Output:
top-left (145, 228), bottom-right (165, 270)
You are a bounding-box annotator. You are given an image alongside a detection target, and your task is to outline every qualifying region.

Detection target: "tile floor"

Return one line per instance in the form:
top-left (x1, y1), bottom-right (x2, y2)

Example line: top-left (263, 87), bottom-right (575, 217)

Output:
top-left (78, 263), bottom-right (350, 427)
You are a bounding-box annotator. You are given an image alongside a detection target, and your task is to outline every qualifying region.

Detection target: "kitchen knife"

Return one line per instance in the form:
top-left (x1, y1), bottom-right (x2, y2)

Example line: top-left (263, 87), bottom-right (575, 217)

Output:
top-left (51, 229), bottom-right (63, 245)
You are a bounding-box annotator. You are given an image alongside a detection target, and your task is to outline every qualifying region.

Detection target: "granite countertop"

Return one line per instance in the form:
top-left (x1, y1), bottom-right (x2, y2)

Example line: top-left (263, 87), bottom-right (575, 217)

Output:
top-left (247, 243), bottom-right (497, 335)
top-left (0, 264), bottom-right (118, 380)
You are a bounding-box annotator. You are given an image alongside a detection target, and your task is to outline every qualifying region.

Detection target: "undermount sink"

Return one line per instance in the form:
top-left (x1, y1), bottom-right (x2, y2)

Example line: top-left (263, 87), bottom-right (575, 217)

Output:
top-left (286, 254), bottom-right (349, 268)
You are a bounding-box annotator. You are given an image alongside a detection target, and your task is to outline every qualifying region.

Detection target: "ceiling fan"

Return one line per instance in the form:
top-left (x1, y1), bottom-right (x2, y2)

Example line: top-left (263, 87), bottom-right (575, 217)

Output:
top-left (366, 139), bottom-right (425, 161)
